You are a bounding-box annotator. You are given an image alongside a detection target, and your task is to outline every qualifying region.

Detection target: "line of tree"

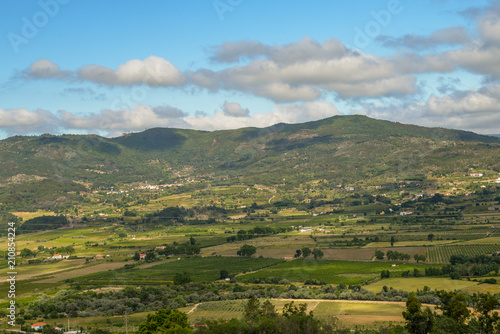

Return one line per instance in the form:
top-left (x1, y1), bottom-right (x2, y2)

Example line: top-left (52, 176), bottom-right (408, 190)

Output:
top-left (386, 250), bottom-right (411, 261)
top-left (227, 226), bottom-right (292, 242)
top-left (18, 215), bottom-right (68, 232)
top-left (294, 247), bottom-right (324, 259)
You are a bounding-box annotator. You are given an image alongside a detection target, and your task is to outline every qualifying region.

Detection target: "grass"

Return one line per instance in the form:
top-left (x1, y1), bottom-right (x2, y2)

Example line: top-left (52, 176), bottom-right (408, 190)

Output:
top-left (363, 277), bottom-right (478, 293)
top-left (239, 259), bottom-right (438, 285)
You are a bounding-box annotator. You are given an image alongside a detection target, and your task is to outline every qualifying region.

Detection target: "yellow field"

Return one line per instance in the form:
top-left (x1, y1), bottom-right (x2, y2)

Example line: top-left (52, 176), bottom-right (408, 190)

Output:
top-left (365, 240), bottom-right (457, 248)
top-left (183, 298), bottom-right (427, 328)
top-left (12, 210), bottom-right (56, 220)
top-left (458, 236), bottom-right (500, 245)
top-left (364, 277), bottom-right (478, 293)
top-left (462, 282), bottom-right (500, 294)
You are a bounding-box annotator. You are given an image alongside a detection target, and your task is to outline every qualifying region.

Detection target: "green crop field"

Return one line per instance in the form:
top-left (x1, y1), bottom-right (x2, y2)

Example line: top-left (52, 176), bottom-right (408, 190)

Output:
top-left (74, 256), bottom-right (283, 285)
top-left (426, 244), bottom-right (500, 263)
top-left (239, 259), bottom-right (438, 285)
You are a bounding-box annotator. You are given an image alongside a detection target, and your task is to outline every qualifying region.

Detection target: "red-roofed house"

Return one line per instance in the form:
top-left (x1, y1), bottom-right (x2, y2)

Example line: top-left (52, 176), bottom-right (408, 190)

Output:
top-left (31, 322), bottom-right (47, 330)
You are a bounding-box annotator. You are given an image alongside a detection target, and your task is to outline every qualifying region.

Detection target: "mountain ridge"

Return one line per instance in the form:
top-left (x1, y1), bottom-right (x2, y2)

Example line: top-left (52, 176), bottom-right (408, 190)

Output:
top-left (0, 115), bottom-right (499, 198)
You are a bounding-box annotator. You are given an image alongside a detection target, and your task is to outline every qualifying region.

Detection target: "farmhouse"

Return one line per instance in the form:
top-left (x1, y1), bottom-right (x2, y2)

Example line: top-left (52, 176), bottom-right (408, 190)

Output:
top-left (139, 253), bottom-right (146, 260)
top-left (52, 254), bottom-right (62, 259)
top-left (31, 322), bottom-right (47, 330)
top-left (94, 254), bottom-right (105, 260)
top-left (400, 211), bottom-right (413, 216)
top-left (470, 173), bottom-right (483, 177)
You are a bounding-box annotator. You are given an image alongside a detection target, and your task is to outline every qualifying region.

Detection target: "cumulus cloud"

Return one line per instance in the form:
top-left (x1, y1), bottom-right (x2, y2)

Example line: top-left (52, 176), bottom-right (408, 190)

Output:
top-left (0, 100), bottom-right (341, 137)
top-left (78, 56), bottom-right (186, 86)
top-left (193, 38), bottom-right (418, 101)
top-left (377, 26), bottom-right (470, 50)
top-left (222, 101), bottom-right (249, 117)
top-left (477, 2), bottom-right (500, 46)
top-left (208, 37), bottom-right (348, 64)
top-left (357, 84), bottom-right (500, 134)
top-left (23, 59), bottom-right (72, 79)
top-left (23, 56), bottom-right (186, 87)
top-left (0, 107), bottom-right (60, 135)
top-left (443, 3), bottom-right (500, 79)
top-left (184, 101), bottom-right (340, 131)
top-left (59, 104), bottom-right (191, 136)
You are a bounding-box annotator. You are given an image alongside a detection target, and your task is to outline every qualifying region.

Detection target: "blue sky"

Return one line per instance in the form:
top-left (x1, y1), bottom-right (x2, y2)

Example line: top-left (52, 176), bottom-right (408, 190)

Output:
top-left (1, 0), bottom-right (500, 139)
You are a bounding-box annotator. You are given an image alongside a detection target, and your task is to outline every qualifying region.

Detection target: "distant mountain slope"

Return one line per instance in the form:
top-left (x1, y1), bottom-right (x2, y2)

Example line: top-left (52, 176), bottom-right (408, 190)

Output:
top-left (0, 115), bottom-right (499, 193)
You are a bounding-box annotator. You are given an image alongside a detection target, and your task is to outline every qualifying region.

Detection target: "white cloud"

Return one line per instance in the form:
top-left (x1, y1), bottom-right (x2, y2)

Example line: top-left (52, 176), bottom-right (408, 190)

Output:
top-left (78, 56), bottom-right (186, 86)
top-left (222, 101), bottom-right (249, 117)
top-left (357, 84), bottom-right (500, 134)
top-left (0, 107), bottom-right (60, 135)
top-left (59, 104), bottom-right (191, 137)
top-left (1, 100), bottom-right (340, 137)
top-left (23, 59), bottom-right (72, 79)
top-left (184, 101), bottom-right (340, 131)
top-left (477, 3), bottom-right (500, 46)
top-left (193, 39), bottom-right (418, 101)
top-left (24, 56), bottom-right (186, 87)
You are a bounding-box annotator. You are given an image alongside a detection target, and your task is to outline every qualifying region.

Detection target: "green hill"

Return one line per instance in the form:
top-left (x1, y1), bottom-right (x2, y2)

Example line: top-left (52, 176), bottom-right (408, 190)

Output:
top-left (0, 115), bottom-right (499, 210)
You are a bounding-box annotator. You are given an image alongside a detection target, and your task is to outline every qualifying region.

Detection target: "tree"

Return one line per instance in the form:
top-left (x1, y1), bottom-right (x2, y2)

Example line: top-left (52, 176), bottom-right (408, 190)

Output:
top-left (375, 249), bottom-right (385, 260)
top-left (20, 248), bottom-right (34, 258)
top-left (244, 296), bottom-right (261, 321)
top-left (403, 294), bottom-right (434, 334)
top-left (436, 290), bottom-right (470, 324)
top-left (301, 247), bottom-right (312, 258)
top-left (189, 236), bottom-right (196, 245)
top-left (133, 251), bottom-right (140, 261)
top-left (173, 271), bottom-right (192, 285)
top-left (220, 269), bottom-right (229, 279)
top-left (145, 251), bottom-right (156, 262)
top-left (390, 236), bottom-right (396, 247)
top-left (294, 249), bottom-right (302, 258)
top-left (237, 244), bottom-right (257, 257)
top-left (312, 248), bottom-right (324, 259)
top-left (261, 300), bottom-right (277, 318)
top-left (414, 254), bottom-right (426, 263)
top-left (138, 308), bottom-right (192, 334)
top-left (427, 233), bottom-right (435, 242)
top-left (473, 293), bottom-right (500, 333)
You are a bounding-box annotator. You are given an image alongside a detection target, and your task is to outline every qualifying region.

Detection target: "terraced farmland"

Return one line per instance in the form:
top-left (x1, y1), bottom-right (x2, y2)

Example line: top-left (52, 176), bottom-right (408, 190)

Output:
top-left (426, 244), bottom-right (500, 263)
